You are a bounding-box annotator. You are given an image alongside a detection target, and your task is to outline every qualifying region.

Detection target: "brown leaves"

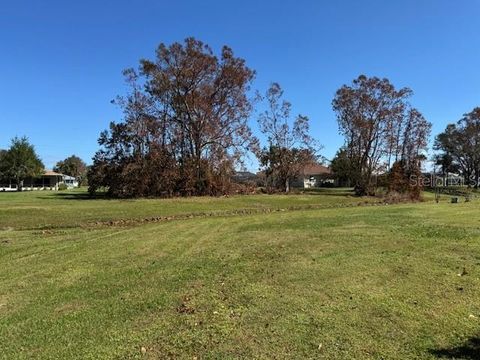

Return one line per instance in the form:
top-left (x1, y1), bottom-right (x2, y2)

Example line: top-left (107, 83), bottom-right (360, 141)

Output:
top-left (332, 75), bottom-right (431, 196)
top-left (177, 300), bottom-right (196, 315)
top-left (89, 37), bottom-right (257, 198)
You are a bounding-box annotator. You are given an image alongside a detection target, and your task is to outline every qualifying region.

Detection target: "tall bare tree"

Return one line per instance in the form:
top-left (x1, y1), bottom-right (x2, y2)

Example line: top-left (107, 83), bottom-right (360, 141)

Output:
top-left (333, 75), bottom-right (430, 196)
top-left (257, 83), bottom-right (318, 192)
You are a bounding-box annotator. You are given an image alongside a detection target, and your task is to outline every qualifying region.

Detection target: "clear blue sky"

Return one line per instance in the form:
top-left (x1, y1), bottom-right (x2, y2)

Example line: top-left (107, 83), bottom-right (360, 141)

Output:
top-left (1, 0), bottom-right (479, 170)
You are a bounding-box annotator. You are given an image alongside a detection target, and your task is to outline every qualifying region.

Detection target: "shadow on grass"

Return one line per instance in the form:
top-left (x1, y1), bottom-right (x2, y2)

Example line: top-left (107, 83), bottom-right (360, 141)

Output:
top-left (299, 188), bottom-right (356, 197)
top-left (430, 336), bottom-right (480, 359)
top-left (37, 187), bottom-right (360, 201)
top-left (38, 192), bottom-right (111, 201)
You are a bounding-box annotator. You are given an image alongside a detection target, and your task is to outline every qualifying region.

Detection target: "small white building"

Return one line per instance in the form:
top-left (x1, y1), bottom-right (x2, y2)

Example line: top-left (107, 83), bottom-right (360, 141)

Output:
top-left (294, 164), bottom-right (335, 188)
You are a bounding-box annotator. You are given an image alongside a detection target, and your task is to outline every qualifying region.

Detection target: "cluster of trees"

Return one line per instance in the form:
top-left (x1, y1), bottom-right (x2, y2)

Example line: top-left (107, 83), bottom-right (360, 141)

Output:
top-left (434, 108), bottom-right (480, 187)
top-left (331, 75), bottom-right (432, 197)
top-left (88, 38), bottom-right (257, 197)
top-left (87, 39), bottom-right (439, 199)
top-left (88, 38), bottom-right (318, 197)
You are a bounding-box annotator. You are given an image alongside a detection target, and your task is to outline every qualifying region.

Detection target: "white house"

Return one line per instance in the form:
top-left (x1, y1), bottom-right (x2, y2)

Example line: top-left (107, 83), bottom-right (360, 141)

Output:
top-left (293, 163), bottom-right (334, 188)
top-left (63, 175), bottom-right (79, 188)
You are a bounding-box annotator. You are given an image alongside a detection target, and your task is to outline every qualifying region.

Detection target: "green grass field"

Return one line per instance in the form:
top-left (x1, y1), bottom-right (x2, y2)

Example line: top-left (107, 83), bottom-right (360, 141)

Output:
top-left (1, 189), bottom-right (479, 359)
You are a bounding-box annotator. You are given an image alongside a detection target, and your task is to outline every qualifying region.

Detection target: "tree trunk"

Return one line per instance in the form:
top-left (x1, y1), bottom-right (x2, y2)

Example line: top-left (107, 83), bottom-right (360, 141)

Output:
top-left (285, 178), bottom-right (290, 193)
top-left (18, 178), bottom-right (23, 192)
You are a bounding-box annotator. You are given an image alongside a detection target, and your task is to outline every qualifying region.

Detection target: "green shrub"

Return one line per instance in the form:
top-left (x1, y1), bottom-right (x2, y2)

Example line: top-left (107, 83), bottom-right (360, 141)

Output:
top-left (58, 183), bottom-right (68, 191)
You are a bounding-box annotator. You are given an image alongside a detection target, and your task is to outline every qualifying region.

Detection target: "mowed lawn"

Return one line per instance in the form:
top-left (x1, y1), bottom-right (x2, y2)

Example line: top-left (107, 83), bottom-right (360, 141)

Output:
top-left (0, 190), bottom-right (480, 359)
top-left (0, 188), bottom-right (377, 231)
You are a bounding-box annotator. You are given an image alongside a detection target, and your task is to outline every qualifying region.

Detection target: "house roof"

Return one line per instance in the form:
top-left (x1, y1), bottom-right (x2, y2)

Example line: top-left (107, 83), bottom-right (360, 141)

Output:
top-left (43, 170), bottom-right (64, 177)
top-left (302, 163), bottom-right (332, 176)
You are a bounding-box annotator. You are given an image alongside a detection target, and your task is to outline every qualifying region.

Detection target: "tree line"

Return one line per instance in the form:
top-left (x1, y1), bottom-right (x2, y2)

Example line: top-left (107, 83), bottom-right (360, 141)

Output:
top-left (87, 38), bottom-right (433, 198)
top-left (87, 38), bottom-right (320, 197)
top-left (2, 38), bottom-right (479, 197)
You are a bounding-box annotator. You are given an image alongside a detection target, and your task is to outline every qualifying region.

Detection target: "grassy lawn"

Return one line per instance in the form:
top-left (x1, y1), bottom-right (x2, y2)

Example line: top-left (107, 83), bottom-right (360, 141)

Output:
top-left (0, 188), bottom-right (378, 230)
top-left (0, 189), bottom-right (479, 359)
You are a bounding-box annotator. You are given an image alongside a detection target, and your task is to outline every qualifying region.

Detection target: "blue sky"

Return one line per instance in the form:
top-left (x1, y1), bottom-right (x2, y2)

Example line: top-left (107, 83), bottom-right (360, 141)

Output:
top-left (1, 0), bottom-right (479, 170)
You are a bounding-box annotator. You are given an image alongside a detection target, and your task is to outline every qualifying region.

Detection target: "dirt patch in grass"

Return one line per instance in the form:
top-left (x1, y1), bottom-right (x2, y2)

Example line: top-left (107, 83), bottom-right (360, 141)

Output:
top-left (85, 201), bottom-right (389, 229)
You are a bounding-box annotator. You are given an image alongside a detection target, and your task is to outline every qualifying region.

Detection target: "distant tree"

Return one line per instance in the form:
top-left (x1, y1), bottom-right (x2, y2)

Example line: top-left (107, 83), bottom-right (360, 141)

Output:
top-left (432, 153), bottom-right (459, 185)
top-left (332, 75), bottom-right (431, 196)
top-left (89, 38), bottom-right (257, 197)
top-left (434, 107), bottom-right (480, 187)
top-left (256, 83), bottom-right (319, 192)
top-left (54, 155), bottom-right (87, 185)
top-left (387, 108), bottom-right (431, 198)
top-left (0, 137), bottom-right (44, 191)
top-left (259, 145), bottom-right (316, 192)
top-left (330, 147), bottom-right (357, 187)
